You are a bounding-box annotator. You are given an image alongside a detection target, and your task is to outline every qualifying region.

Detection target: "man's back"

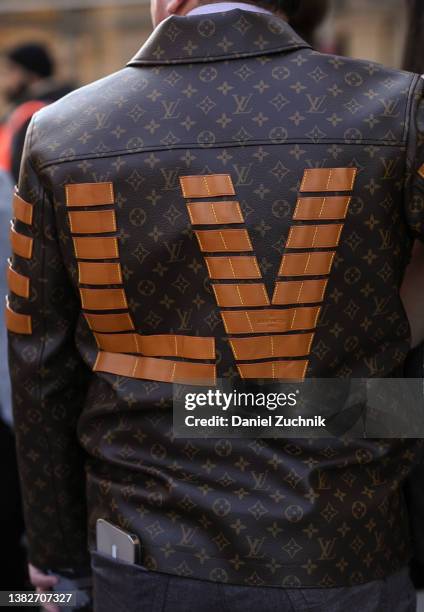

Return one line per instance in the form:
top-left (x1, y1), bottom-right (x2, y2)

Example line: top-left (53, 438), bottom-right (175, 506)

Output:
top-left (7, 8), bottom-right (424, 589)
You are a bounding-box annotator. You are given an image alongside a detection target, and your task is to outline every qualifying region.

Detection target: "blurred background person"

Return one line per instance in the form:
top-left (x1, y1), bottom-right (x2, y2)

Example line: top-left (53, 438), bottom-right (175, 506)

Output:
top-left (0, 42), bottom-right (74, 183)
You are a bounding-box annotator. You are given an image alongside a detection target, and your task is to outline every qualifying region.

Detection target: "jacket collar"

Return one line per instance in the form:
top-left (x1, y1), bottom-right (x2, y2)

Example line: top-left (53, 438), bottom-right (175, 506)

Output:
top-left (127, 9), bottom-right (311, 66)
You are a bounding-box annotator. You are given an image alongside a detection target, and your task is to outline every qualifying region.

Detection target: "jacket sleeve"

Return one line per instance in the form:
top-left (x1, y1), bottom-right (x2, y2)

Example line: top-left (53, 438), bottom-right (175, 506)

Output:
top-left (6, 116), bottom-right (91, 572)
top-left (406, 83), bottom-right (424, 242)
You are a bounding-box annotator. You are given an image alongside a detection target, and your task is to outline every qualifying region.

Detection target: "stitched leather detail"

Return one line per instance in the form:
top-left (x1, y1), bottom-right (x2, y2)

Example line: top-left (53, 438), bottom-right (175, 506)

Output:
top-left (10, 226), bottom-right (33, 259)
top-left (84, 312), bottom-right (135, 332)
top-left (195, 229), bottom-right (253, 252)
top-left (293, 196), bottom-right (351, 220)
top-left (78, 262), bottom-right (123, 285)
top-left (286, 224), bottom-right (343, 249)
top-left (221, 307), bottom-right (321, 334)
top-left (300, 168), bottom-right (357, 192)
top-left (272, 279), bottom-right (328, 305)
top-left (229, 334), bottom-right (314, 360)
top-left (237, 360), bottom-right (308, 380)
top-left (65, 182), bottom-right (114, 207)
top-left (205, 256), bottom-right (262, 279)
top-left (94, 351), bottom-right (216, 385)
top-left (418, 164), bottom-right (424, 179)
top-left (5, 302), bottom-right (31, 334)
top-left (7, 264), bottom-right (30, 298)
top-left (68, 210), bottom-right (117, 234)
top-left (212, 283), bottom-right (270, 307)
top-left (73, 237), bottom-right (119, 260)
top-left (179, 174), bottom-right (235, 198)
top-left (80, 288), bottom-right (128, 310)
top-left (187, 201), bottom-right (243, 225)
top-left (279, 252), bottom-right (335, 277)
top-left (94, 333), bottom-right (215, 359)
top-left (13, 192), bottom-right (33, 225)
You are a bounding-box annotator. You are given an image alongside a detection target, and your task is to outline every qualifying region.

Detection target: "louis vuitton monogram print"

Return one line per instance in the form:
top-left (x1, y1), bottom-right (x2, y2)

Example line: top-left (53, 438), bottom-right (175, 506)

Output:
top-left (66, 182), bottom-right (216, 385)
top-left (7, 7), bottom-right (424, 589)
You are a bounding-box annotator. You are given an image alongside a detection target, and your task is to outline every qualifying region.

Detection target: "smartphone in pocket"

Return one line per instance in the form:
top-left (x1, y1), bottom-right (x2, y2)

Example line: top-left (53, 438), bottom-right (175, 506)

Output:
top-left (96, 518), bottom-right (141, 564)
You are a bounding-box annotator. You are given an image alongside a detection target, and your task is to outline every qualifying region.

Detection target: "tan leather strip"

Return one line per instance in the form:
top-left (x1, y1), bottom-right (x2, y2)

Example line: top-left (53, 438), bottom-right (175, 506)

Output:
top-left (65, 182), bottom-right (114, 207)
top-left (68, 210), bottom-right (117, 234)
top-left (279, 252), bottom-right (335, 277)
top-left (94, 351), bottom-right (216, 385)
top-left (221, 307), bottom-right (321, 334)
top-left (205, 256), bottom-right (261, 279)
top-left (187, 201), bottom-right (243, 225)
top-left (293, 196), bottom-right (351, 221)
top-left (13, 193), bottom-right (33, 225)
top-left (84, 312), bottom-right (135, 332)
top-left (213, 283), bottom-right (270, 307)
top-left (230, 334), bottom-right (314, 360)
top-left (419, 164), bottom-right (424, 179)
top-left (180, 174), bottom-right (235, 198)
top-left (7, 265), bottom-right (30, 298)
top-left (272, 279), bottom-right (328, 305)
top-left (73, 237), bottom-right (119, 260)
top-left (78, 262), bottom-right (123, 285)
top-left (287, 224), bottom-right (343, 249)
top-left (80, 288), bottom-right (128, 310)
top-left (300, 168), bottom-right (357, 192)
top-left (237, 360), bottom-right (308, 380)
top-left (195, 229), bottom-right (253, 252)
top-left (5, 303), bottom-right (31, 334)
top-left (10, 227), bottom-right (33, 259)
top-left (94, 333), bottom-right (215, 359)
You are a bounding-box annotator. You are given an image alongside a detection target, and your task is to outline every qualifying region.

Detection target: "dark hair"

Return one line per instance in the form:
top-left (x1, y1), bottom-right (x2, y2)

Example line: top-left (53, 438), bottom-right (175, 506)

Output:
top-left (6, 43), bottom-right (54, 79)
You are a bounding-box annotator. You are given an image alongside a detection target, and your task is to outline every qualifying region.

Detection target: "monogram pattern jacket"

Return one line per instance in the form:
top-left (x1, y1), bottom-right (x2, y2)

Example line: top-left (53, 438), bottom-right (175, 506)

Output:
top-left (7, 9), bottom-right (424, 586)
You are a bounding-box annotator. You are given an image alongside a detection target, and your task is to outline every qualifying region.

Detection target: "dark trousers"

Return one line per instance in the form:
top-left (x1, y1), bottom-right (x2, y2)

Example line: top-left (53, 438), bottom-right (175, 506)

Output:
top-left (92, 552), bottom-right (416, 612)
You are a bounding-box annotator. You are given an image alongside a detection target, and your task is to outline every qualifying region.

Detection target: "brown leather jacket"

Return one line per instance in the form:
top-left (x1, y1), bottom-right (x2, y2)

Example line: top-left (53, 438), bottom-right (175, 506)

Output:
top-left (7, 9), bottom-right (424, 586)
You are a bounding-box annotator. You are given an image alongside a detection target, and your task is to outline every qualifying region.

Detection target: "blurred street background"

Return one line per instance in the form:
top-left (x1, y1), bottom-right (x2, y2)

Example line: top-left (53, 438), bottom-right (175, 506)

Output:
top-left (0, 0), bottom-right (409, 116)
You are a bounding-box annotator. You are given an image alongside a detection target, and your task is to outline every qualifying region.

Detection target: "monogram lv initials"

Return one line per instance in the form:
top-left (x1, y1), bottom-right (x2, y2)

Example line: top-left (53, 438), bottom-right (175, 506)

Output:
top-left (180, 169), bottom-right (357, 380)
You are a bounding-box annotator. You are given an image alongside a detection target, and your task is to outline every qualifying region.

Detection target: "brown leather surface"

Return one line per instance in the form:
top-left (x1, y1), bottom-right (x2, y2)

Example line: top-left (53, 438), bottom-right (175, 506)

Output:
top-left (293, 196), bottom-right (351, 220)
top-left (10, 227), bottom-right (33, 259)
top-left (13, 192), bottom-right (33, 225)
top-left (300, 168), bottom-right (357, 192)
top-left (195, 229), bottom-right (253, 252)
top-left (187, 201), bottom-right (243, 225)
top-left (78, 262), bottom-right (123, 285)
top-left (213, 283), bottom-right (270, 307)
top-left (84, 312), bottom-right (135, 332)
top-left (79, 288), bottom-right (128, 310)
top-left (286, 224), bottom-right (343, 249)
top-left (237, 360), bottom-right (308, 380)
top-left (7, 264), bottom-right (30, 298)
top-left (272, 279), bottom-right (328, 305)
top-left (73, 237), bottom-right (119, 260)
top-left (221, 307), bottom-right (321, 334)
top-left (5, 303), bottom-right (31, 334)
top-left (179, 174), bottom-right (235, 198)
top-left (229, 333), bottom-right (314, 360)
top-left (205, 256), bottom-right (262, 279)
top-left (68, 210), bottom-right (117, 234)
top-left (94, 351), bottom-right (216, 385)
top-left (279, 252), bottom-right (335, 277)
top-left (94, 333), bottom-right (215, 359)
top-left (65, 182), bottom-right (114, 207)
